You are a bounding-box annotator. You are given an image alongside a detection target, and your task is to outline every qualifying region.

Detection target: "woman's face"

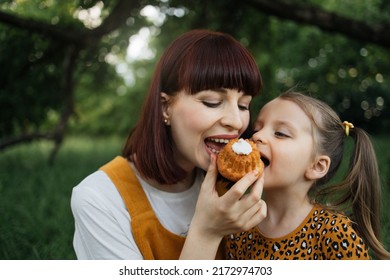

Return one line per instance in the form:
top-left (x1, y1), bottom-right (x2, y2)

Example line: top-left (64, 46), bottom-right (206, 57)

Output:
top-left (163, 89), bottom-right (252, 172)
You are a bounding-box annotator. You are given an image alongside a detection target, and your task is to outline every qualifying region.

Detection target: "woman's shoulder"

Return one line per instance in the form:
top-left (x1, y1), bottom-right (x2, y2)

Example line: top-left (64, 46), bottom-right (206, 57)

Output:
top-left (71, 170), bottom-right (123, 212)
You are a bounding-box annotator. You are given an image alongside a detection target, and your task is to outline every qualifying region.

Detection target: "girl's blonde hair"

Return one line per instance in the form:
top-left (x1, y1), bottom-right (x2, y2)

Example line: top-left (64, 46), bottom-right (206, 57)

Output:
top-left (279, 91), bottom-right (389, 260)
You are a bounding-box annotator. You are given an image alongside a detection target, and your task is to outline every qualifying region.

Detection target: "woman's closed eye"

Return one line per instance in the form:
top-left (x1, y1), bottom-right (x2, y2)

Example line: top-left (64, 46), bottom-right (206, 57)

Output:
top-left (202, 101), bottom-right (249, 111)
top-left (238, 104), bottom-right (250, 111)
top-left (202, 101), bottom-right (221, 108)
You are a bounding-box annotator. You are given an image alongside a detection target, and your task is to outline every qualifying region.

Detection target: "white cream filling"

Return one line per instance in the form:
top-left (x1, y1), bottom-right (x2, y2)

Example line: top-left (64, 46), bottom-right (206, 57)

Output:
top-left (232, 139), bottom-right (252, 155)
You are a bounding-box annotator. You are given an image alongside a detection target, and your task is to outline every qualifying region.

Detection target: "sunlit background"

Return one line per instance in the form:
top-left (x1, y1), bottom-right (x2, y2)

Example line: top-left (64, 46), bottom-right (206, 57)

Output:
top-left (0, 0), bottom-right (389, 259)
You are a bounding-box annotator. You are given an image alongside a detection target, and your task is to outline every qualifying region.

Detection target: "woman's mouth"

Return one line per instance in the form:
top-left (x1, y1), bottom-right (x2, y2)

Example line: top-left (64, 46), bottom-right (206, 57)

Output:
top-left (204, 137), bottom-right (230, 154)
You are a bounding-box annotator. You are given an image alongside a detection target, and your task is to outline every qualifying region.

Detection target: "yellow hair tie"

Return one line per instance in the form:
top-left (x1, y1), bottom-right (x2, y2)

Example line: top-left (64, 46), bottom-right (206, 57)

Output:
top-left (342, 121), bottom-right (354, 136)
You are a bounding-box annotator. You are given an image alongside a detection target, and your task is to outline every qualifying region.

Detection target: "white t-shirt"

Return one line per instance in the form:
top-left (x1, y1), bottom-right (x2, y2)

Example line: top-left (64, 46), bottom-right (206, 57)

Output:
top-left (71, 165), bottom-right (203, 260)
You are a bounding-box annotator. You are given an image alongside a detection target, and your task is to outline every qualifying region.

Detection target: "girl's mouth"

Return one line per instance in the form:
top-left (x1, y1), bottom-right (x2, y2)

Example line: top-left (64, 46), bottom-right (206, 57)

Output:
top-left (261, 154), bottom-right (270, 167)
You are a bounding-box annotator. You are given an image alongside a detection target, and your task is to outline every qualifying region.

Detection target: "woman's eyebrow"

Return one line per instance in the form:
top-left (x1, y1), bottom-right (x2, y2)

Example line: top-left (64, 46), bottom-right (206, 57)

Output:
top-left (212, 88), bottom-right (227, 93)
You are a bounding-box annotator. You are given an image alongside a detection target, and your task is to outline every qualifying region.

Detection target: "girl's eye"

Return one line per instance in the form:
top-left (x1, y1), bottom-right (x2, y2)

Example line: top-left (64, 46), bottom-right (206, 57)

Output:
top-left (275, 131), bottom-right (289, 138)
top-left (202, 101), bottom-right (221, 108)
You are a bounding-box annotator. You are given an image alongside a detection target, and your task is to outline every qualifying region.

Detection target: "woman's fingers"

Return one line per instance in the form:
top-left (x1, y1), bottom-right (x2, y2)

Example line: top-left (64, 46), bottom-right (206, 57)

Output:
top-left (196, 162), bottom-right (267, 235)
top-left (222, 170), bottom-right (261, 205)
top-left (201, 154), bottom-right (218, 194)
top-left (240, 173), bottom-right (264, 206)
top-left (237, 198), bottom-right (267, 231)
top-left (219, 173), bottom-right (266, 232)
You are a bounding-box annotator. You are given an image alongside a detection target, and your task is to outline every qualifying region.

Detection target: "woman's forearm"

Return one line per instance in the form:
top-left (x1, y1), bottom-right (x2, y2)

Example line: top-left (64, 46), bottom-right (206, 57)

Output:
top-left (179, 221), bottom-right (223, 260)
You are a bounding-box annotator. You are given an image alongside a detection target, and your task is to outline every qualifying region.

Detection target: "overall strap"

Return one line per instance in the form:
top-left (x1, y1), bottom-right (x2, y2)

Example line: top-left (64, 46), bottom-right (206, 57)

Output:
top-left (100, 156), bottom-right (153, 217)
top-left (100, 156), bottom-right (185, 259)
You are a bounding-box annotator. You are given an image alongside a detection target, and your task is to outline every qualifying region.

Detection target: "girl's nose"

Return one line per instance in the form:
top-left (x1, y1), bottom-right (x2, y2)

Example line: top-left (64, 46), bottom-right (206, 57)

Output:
top-left (252, 130), bottom-right (266, 145)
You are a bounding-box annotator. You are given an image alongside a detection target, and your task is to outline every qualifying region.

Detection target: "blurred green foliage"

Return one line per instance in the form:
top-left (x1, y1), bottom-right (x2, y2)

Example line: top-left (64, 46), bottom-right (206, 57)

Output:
top-left (0, 0), bottom-right (389, 259)
top-left (0, 0), bottom-right (389, 145)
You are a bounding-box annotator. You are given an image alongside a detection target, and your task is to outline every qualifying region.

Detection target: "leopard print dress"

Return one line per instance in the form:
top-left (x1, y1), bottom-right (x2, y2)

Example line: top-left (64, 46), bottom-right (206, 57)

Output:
top-left (225, 206), bottom-right (370, 260)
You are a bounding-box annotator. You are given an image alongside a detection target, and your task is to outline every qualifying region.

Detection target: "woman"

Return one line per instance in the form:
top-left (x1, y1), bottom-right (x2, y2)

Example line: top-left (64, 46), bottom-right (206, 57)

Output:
top-left (71, 29), bottom-right (267, 259)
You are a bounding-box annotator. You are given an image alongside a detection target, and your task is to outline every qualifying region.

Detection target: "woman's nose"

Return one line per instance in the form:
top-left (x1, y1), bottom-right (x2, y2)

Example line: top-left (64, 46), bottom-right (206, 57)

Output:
top-left (220, 105), bottom-right (244, 131)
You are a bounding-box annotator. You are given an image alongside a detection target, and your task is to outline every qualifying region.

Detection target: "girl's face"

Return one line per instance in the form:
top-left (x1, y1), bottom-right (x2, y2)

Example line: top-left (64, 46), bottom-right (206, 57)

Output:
top-left (252, 98), bottom-right (316, 190)
top-left (163, 89), bottom-right (251, 172)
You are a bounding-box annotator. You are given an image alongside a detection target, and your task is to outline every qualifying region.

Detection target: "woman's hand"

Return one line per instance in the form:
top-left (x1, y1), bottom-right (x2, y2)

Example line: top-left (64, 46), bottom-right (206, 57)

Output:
top-left (195, 154), bottom-right (266, 236)
top-left (180, 154), bottom-right (267, 259)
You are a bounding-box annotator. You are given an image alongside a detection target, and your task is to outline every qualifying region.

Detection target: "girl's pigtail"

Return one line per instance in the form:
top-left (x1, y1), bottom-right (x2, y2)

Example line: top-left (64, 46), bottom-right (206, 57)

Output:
top-left (347, 127), bottom-right (390, 259)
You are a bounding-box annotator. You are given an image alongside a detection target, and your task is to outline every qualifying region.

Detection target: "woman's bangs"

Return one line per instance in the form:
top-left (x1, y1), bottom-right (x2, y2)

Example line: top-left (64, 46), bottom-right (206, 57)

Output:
top-left (181, 39), bottom-right (261, 96)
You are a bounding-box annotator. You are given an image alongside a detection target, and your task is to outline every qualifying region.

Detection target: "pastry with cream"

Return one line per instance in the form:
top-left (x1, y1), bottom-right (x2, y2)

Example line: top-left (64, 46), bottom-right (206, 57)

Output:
top-left (216, 138), bottom-right (264, 195)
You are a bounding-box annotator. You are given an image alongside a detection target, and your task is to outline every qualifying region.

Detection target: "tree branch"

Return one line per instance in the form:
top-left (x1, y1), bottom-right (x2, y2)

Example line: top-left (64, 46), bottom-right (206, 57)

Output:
top-left (48, 45), bottom-right (80, 164)
top-left (88, 0), bottom-right (140, 39)
top-left (0, 0), bottom-right (141, 46)
top-left (244, 0), bottom-right (390, 49)
top-left (0, 9), bottom-right (86, 46)
top-left (0, 132), bottom-right (57, 150)
top-left (0, 0), bottom-right (142, 158)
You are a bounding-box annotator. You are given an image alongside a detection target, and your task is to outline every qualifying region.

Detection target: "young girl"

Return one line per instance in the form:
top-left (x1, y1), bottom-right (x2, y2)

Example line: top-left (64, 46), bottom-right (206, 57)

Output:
top-left (225, 91), bottom-right (390, 260)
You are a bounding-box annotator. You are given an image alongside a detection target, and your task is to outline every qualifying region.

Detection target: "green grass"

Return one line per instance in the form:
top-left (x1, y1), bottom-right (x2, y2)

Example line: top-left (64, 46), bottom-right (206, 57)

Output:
top-left (0, 136), bottom-right (123, 259)
top-left (0, 135), bottom-right (389, 259)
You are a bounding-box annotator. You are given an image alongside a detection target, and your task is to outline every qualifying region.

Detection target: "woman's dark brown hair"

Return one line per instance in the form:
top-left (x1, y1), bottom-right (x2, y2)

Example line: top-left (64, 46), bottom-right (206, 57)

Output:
top-left (123, 29), bottom-right (262, 185)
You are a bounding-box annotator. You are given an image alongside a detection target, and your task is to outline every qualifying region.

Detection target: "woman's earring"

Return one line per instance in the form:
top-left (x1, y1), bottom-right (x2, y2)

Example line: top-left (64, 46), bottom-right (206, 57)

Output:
top-left (164, 119), bottom-right (170, 125)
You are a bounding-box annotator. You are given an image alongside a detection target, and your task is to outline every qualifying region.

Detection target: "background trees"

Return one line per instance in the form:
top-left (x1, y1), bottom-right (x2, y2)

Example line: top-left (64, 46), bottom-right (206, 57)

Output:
top-left (1, 1), bottom-right (389, 260)
top-left (1, 0), bottom-right (389, 160)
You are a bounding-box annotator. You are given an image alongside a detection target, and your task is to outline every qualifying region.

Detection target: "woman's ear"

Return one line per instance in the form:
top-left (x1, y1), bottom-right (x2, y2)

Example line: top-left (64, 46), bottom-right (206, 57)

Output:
top-left (305, 155), bottom-right (331, 180)
top-left (161, 92), bottom-right (172, 121)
